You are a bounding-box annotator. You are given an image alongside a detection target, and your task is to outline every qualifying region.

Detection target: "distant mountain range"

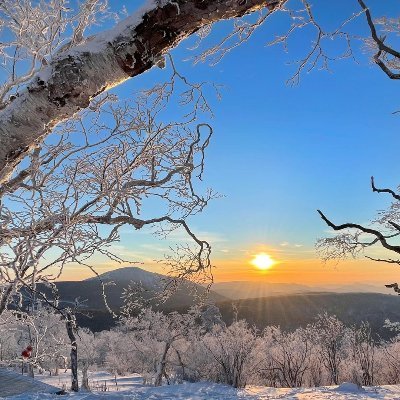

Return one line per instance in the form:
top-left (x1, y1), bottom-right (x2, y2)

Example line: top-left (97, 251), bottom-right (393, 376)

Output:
top-left (35, 267), bottom-right (400, 337)
top-left (210, 281), bottom-right (392, 300)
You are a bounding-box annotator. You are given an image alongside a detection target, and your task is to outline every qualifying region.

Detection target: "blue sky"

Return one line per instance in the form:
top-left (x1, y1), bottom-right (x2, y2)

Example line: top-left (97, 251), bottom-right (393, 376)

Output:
top-left (64, 0), bottom-right (400, 283)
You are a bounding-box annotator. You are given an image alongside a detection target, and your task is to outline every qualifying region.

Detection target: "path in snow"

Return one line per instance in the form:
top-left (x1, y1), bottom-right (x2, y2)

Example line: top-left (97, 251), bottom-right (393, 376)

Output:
top-left (0, 368), bottom-right (59, 398)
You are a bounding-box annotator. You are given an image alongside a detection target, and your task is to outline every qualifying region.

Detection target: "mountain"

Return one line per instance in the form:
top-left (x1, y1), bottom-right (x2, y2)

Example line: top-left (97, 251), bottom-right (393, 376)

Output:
top-left (33, 269), bottom-right (400, 337)
top-left (36, 267), bottom-right (226, 312)
top-left (85, 267), bottom-right (164, 287)
top-left (211, 281), bottom-right (392, 300)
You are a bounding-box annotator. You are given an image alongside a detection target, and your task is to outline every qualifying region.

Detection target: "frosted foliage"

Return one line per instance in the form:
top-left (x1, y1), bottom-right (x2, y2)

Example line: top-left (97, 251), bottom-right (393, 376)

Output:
top-left (0, 78), bottom-right (214, 316)
top-left (6, 307), bottom-right (400, 391)
top-left (0, 0), bottom-right (112, 104)
top-left (0, 306), bottom-right (69, 376)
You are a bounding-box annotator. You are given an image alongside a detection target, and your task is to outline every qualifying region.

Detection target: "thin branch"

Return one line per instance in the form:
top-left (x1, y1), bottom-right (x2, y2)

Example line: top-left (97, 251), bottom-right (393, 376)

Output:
top-left (317, 209), bottom-right (400, 254)
top-left (371, 176), bottom-right (400, 201)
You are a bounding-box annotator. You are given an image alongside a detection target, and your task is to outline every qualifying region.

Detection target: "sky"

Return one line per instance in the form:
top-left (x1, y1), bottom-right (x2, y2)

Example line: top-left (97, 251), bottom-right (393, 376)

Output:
top-left (60, 0), bottom-right (400, 287)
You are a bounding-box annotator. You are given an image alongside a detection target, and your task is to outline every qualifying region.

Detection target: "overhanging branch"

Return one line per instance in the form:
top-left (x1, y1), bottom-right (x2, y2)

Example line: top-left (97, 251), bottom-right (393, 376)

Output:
top-left (0, 0), bottom-right (284, 186)
top-left (317, 209), bottom-right (400, 255)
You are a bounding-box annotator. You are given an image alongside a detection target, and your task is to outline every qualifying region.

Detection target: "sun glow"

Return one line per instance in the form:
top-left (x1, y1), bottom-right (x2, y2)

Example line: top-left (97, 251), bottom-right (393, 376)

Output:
top-left (251, 253), bottom-right (276, 271)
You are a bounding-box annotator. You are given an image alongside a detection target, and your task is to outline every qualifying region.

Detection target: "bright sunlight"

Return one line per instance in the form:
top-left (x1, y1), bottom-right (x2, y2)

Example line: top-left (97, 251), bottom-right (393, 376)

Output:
top-left (251, 253), bottom-right (276, 271)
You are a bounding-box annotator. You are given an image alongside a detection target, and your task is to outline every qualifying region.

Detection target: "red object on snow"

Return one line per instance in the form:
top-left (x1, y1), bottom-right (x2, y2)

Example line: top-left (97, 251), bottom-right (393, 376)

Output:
top-left (21, 345), bottom-right (32, 358)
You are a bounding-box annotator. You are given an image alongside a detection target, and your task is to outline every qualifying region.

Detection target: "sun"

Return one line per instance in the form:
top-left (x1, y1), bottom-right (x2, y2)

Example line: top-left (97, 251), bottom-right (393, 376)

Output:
top-left (251, 253), bottom-right (276, 271)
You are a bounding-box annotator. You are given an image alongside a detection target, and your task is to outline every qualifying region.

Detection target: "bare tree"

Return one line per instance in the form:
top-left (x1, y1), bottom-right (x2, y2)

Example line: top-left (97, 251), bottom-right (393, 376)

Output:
top-left (119, 306), bottom-right (197, 386)
top-left (262, 326), bottom-right (311, 388)
top-left (200, 319), bottom-right (257, 388)
top-left (0, 0), bottom-right (288, 319)
top-left (357, 0), bottom-right (400, 80)
top-left (1, 0), bottom-right (399, 319)
top-left (317, 177), bottom-right (400, 291)
top-left (0, 0), bottom-right (398, 183)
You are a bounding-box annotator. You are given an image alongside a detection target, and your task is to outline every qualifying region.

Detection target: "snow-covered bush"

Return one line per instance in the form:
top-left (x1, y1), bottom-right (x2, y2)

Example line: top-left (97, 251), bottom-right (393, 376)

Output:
top-left (198, 319), bottom-right (258, 388)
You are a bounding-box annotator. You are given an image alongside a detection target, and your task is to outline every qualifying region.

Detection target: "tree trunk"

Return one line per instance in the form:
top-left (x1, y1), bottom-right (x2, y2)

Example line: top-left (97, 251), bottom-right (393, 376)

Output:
top-left (66, 313), bottom-right (79, 392)
top-left (27, 363), bottom-right (34, 378)
top-left (154, 342), bottom-right (171, 387)
top-left (0, 0), bottom-right (281, 185)
top-left (81, 365), bottom-right (90, 391)
top-left (175, 348), bottom-right (185, 383)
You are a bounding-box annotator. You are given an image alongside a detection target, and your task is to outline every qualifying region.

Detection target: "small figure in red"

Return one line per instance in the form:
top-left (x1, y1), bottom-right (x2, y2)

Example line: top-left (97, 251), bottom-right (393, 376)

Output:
top-left (21, 345), bottom-right (32, 359)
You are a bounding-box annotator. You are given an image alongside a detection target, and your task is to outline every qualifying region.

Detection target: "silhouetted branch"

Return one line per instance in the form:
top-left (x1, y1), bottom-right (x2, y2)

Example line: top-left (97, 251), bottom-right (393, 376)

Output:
top-left (371, 176), bottom-right (400, 201)
top-left (358, 0), bottom-right (400, 79)
top-left (317, 209), bottom-right (400, 255)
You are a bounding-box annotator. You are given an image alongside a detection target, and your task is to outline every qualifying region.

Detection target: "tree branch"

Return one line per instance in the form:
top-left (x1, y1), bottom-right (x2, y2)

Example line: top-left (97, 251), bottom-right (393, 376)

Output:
top-left (358, 0), bottom-right (400, 79)
top-left (371, 176), bottom-right (400, 201)
top-left (317, 209), bottom-right (400, 254)
top-left (0, 0), bottom-right (283, 185)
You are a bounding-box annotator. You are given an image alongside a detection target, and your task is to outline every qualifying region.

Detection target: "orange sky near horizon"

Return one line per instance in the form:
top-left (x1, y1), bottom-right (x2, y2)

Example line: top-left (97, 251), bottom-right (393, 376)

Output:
top-left (56, 256), bottom-right (399, 287)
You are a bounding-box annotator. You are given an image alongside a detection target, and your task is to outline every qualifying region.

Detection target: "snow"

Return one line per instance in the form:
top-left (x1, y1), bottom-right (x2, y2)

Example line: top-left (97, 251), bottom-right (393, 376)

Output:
top-left (5, 370), bottom-right (400, 400)
top-left (335, 382), bottom-right (365, 393)
top-left (66, 0), bottom-right (159, 56)
top-left (85, 266), bottom-right (163, 288)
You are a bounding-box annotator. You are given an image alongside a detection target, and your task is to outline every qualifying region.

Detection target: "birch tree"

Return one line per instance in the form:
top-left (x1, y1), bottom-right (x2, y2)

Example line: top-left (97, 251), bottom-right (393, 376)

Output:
top-left (0, 0), bottom-right (283, 185)
top-left (1, 0), bottom-right (399, 315)
top-left (0, 0), bottom-right (287, 317)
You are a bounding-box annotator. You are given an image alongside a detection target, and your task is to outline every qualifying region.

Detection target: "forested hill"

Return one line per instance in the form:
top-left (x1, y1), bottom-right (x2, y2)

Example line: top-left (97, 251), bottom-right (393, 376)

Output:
top-left (30, 268), bottom-right (400, 337)
top-left (214, 292), bottom-right (400, 339)
top-left (72, 291), bottom-right (400, 339)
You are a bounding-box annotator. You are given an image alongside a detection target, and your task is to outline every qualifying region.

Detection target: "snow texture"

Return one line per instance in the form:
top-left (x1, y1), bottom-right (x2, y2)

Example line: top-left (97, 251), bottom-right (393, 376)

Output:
top-left (4, 370), bottom-right (400, 399)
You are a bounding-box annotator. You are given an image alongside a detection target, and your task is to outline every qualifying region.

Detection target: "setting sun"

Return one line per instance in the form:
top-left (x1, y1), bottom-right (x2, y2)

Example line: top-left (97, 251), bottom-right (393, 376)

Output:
top-left (251, 253), bottom-right (276, 271)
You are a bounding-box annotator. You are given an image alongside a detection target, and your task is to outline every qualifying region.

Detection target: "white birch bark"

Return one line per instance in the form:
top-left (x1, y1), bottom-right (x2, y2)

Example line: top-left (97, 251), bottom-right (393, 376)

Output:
top-left (0, 0), bottom-right (280, 184)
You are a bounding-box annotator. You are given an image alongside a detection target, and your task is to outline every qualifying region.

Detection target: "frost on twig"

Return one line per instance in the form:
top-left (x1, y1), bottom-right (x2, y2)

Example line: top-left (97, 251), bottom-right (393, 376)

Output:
top-left (0, 0), bottom-right (115, 105)
top-left (0, 60), bottom-right (218, 315)
top-left (317, 177), bottom-right (400, 293)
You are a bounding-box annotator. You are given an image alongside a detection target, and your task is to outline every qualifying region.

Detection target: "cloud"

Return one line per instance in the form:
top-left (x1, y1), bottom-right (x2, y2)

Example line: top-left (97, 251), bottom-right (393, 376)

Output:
top-left (140, 243), bottom-right (168, 253)
top-left (167, 227), bottom-right (227, 244)
top-left (280, 241), bottom-right (289, 247)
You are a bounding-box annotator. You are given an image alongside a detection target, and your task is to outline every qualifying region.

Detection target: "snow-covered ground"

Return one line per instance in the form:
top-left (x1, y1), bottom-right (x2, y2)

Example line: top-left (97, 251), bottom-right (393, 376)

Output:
top-left (4, 370), bottom-right (400, 399)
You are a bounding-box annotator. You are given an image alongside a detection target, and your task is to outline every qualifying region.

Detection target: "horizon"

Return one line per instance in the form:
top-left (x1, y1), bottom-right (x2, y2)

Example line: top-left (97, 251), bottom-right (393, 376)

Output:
top-left (3, 1), bottom-right (400, 396)
top-left (56, 265), bottom-right (396, 294)
top-left (43, 0), bottom-right (400, 290)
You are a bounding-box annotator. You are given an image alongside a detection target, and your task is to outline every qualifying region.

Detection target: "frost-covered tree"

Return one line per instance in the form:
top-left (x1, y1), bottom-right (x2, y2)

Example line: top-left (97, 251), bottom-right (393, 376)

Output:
top-left (0, 84), bottom-right (215, 315)
top-left (121, 307), bottom-right (197, 386)
top-left (2, 305), bottom-right (69, 377)
top-left (1, 0), bottom-right (399, 315)
top-left (262, 326), bottom-right (311, 388)
top-left (200, 319), bottom-right (258, 388)
top-left (310, 313), bottom-right (351, 385)
top-left (76, 328), bottom-right (99, 390)
top-left (349, 322), bottom-right (376, 386)
top-left (0, 310), bottom-right (21, 363)
top-left (0, 0), bottom-right (284, 185)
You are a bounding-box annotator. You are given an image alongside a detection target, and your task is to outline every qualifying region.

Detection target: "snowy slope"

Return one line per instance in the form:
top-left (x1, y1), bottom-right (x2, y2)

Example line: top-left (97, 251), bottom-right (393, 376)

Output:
top-left (0, 368), bottom-right (58, 397)
top-left (85, 266), bottom-right (165, 287)
top-left (7, 371), bottom-right (400, 400)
